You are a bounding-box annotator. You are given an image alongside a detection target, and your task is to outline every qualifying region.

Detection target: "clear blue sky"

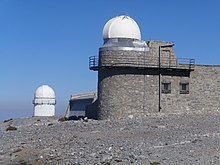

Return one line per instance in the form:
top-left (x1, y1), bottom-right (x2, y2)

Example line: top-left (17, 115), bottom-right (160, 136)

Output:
top-left (0, 0), bottom-right (219, 121)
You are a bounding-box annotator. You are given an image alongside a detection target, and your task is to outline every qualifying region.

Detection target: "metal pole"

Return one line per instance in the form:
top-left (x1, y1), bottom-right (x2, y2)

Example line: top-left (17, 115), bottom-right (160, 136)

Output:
top-left (158, 46), bottom-right (161, 112)
top-left (158, 43), bottom-right (174, 112)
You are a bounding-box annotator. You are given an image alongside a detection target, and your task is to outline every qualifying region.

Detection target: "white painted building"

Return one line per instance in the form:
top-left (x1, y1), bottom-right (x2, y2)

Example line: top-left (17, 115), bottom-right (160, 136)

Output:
top-left (33, 85), bottom-right (56, 116)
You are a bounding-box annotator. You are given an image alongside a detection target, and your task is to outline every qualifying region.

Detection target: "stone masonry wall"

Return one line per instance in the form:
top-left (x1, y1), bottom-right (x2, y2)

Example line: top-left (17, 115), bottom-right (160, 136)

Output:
top-left (97, 65), bottom-right (220, 120)
top-left (189, 65), bottom-right (220, 112)
top-left (160, 65), bottom-right (220, 113)
top-left (99, 41), bottom-right (176, 69)
top-left (96, 41), bottom-right (220, 120)
top-left (98, 68), bottom-right (146, 119)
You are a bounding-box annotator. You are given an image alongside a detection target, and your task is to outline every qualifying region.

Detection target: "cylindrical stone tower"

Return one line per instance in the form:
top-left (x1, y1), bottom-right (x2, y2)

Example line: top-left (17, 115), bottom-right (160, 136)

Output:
top-left (97, 15), bottom-right (149, 120)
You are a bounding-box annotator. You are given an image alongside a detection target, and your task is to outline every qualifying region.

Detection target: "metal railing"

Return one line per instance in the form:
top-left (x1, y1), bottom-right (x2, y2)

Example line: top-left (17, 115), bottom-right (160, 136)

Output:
top-left (89, 56), bottom-right (195, 71)
top-left (89, 56), bottom-right (99, 70)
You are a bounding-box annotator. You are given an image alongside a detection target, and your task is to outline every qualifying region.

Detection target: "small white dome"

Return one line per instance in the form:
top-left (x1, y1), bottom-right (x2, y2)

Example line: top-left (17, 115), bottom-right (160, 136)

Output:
top-left (102, 15), bottom-right (141, 40)
top-left (34, 85), bottom-right (55, 99)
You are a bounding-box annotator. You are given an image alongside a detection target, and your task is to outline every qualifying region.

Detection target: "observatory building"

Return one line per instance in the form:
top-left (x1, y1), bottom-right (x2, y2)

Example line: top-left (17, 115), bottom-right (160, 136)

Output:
top-left (33, 85), bottom-right (56, 117)
top-left (66, 15), bottom-right (220, 120)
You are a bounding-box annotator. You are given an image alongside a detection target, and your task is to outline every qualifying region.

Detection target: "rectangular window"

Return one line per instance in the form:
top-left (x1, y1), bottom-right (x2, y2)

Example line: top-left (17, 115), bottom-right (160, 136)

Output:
top-left (162, 50), bottom-right (170, 58)
top-left (161, 82), bottom-right (171, 94)
top-left (180, 82), bottom-right (189, 94)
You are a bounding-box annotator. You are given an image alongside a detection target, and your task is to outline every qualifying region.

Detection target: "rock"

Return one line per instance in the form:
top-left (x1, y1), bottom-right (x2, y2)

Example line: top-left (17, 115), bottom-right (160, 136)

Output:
top-left (6, 125), bottom-right (17, 131)
top-left (100, 155), bottom-right (112, 164)
top-left (83, 117), bottom-right (89, 122)
top-left (1, 113), bottom-right (220, 164)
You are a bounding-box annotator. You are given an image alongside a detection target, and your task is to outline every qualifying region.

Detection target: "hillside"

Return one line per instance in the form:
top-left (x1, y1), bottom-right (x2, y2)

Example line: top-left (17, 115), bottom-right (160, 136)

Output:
top-left (1, 112), bottom-right (220, 165)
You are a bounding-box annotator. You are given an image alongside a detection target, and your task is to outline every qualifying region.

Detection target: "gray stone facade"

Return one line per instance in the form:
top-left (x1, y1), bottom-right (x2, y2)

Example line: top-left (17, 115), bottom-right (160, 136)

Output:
top-left (159, 65), bottom-right (220, 114)
top-left (88, 40), bottom-right (220, 120)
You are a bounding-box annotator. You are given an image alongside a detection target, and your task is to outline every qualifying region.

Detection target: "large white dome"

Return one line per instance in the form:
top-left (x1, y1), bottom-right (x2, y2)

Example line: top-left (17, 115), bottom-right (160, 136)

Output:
top-left (102, 15), bottom-right (141, 40)
top-left (34, 85), bottom-right (55, 99)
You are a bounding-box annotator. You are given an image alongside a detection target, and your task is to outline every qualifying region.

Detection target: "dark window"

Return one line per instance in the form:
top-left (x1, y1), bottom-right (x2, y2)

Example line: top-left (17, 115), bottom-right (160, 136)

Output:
top-left (180, 82), bottom-right (189, 94)
top-left (161, 82), bottom-right (171, 94)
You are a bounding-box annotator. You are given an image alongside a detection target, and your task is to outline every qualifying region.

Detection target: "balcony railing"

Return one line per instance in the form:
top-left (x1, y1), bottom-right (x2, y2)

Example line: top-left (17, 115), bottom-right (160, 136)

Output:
top-left (89, 56), bottom-right (99, 70)
top-left (89, 56), bottom-right (195, 71)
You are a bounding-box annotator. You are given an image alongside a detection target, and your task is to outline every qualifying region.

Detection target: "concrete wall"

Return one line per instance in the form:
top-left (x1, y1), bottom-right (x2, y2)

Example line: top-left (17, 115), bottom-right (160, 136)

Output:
top-left (34, 104), bottom-right (55, 117)
top-left (66, 92), bottom-right (97, 118)
top-left (69, 98), bottom-right (94, 117)
top-left (85, 100), bottom-right (98, 119)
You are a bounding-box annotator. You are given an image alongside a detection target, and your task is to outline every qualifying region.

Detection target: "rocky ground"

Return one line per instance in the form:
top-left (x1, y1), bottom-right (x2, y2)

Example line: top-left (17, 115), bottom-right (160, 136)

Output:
top-left (1, 112), bottom-right (220, 165)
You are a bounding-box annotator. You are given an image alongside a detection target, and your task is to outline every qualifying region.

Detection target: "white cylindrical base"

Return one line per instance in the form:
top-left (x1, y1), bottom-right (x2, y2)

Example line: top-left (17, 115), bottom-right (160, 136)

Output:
top-left (34, 105), bottom-right (55, 116)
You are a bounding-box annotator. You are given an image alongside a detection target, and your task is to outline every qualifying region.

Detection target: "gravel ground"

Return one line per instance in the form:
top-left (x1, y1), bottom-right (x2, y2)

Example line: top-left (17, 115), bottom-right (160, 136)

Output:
top-left (1, 112), bottom-right (220, 165)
